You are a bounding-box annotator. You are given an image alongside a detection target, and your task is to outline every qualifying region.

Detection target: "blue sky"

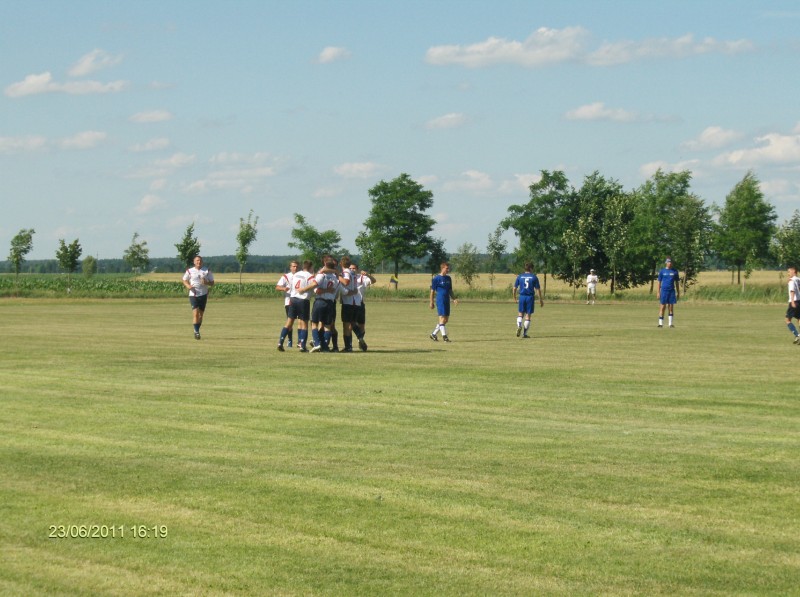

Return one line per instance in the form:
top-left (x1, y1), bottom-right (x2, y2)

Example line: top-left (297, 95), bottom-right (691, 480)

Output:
top-left (2, 0), bottom-right (800, 260)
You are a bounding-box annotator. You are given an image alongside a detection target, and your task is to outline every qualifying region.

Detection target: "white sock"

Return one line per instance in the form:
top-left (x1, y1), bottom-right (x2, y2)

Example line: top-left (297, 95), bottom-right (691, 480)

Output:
top-left (524, 320), bottom-right (530, 330)
top-left (432, 324), bottom-right (440, 336)
top-left (668, 315), bottom-right (673, 326)
top-left (516, 316), bottom-right (522, 327)
top-left (440, 325), bottom-right (447, 337)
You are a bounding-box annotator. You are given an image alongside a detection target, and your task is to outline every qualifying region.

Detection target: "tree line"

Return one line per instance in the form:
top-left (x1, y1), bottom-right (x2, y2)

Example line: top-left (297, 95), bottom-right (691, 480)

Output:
top-left (6, 169), bottom-right (800, 294)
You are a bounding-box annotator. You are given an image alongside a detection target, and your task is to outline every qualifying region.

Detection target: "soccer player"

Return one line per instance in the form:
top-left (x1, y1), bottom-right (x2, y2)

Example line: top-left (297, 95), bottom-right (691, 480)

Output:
top-left (429, 262), bottom-right (458, 342)
top-left (784, 266), bottom-right (800, 344)
top-left (300, 258), bottom-right (340, 352)
top-left (657, 257), bottom-right (680, 328)
top-left (353, 265), bottom-right (375, 351)
top-left (513, 262), bottom-right (544, 338)
top-left (275, 261), bottom-right (297, 351)
top-left (288, 260), bottom-right (314, 352)
top-left (338, 256), bottom-right (360, 352)
top-left (586, 268), bottom-right (599, 305)
top-left (182, 255), bottom-right (215, 340)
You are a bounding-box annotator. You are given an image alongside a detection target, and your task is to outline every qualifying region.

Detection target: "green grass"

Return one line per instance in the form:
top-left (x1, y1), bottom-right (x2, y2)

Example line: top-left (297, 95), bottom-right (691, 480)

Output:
top-left (1, 298), bottom-right (798, 595)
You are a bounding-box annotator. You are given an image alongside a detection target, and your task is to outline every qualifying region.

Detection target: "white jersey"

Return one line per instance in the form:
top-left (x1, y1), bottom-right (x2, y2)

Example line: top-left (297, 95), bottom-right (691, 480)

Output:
top-left (183, 266), bottom-right (214, 297)
top-left (586, 274), bottom-right (598, 289)
top-left (314, 271), bottom-right (339, 301)
top-left (788, 276), bottom-right (800, 302)
top-left (277, 272), bottom-right (293, 305)
top-left (340, 269), bottom-right (358, 306)
top-left (354, 274), bottom-right (373, 306)
top-left (291, 270), bottom-right (313, 300)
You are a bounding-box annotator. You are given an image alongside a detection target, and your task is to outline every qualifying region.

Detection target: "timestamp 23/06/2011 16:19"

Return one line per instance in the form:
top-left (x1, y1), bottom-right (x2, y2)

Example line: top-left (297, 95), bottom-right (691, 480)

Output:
top-left (49, 524), bottom-right (168, 539)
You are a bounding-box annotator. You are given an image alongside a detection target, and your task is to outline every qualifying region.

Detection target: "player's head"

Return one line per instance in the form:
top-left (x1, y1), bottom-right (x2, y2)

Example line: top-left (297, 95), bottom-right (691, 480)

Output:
top-left (324, 258), bottom-right (336, 269)
top-left (590, 268), bottom-right (595, 273)
top-left (349, 263), bottom-right (358, 273)
top-left (289, 260), bottom-right (299, 271)
top-left (193, 255), bottom-right (203, 267)
top-left (524, 262), bottom-right (533, 272)
top-left (340, 255), bottom-right (351, 269)
top-left (440, 262), bottom-right (450, 274)
top-left (303, 260), bottom-right (313, 272)
top-left (665, 257), bottom-right (672, 268)
top-left (789, 265), bottom-right (798, 277)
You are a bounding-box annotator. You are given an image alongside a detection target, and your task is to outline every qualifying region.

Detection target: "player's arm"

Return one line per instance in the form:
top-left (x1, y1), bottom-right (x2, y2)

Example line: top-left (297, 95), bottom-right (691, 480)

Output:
top-left (299, 278), bottom-right (320, 293)
top-left (450, 289), bottom-right (458, 305)
top-left (362, 271), bottom-right (376, 283)
top-left (537, 287), bottom-right (544, 307)
top-left (429, 288), bottom-right (435, 309)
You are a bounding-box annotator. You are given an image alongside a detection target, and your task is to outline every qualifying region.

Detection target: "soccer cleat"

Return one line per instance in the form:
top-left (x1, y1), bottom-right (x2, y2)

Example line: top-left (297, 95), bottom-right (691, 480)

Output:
top-left (309, 344), bottom-right (321, 353)
top-left (516, 326), bottom-right (522, 337)
top-left (287, 341), bottom-right (292, 348)
top-left (299, 347), bottom-right (308, 353)
top-left (194, 331), bottom-right (201, 340)
top-left (658, 324), bottom-right (663, 328)
top-left (443, 336), bottom-right (451, 343)
top-left (342, 347), bottom-right (353, 353)
top-left (522, 334), bottom-right (530, 339)
top-left (358, 338), bottom-right (368, 351)
top-left (430, 333), bottom-right (438, 342)
top-left (277, 345), bottom-right (285, 352)
top-left (794, 336), bottom-right (800, 345)
top-left (669, 324), bottom-right (675, 328)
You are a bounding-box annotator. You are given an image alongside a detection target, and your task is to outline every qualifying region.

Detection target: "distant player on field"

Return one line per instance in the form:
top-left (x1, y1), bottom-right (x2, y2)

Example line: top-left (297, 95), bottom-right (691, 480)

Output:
top-left (784, 265), bottom-right (800, 345)
top-left (513, 262), bottom-right (543, 338)
top-left (586, 269), bottom-right (599, 305)
top-left (429, 262), bottom-right (458, 342)
top-left (275, 260), bottom-right (297, 351)
top-left (657, 257), bottom-right (680, 328)
top-left (182, 255), bottom-right (215, 340)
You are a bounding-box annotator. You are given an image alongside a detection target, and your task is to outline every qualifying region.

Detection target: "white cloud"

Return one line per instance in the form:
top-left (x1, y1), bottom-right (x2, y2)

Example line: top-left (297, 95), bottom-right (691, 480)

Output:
top-left (0, 135), bottom-right (48, 153)
top-left (442, 170), bottom-right (494, 193)
top-left (565, 102), bottom-right (638, 122)
top-left (416, 175), bottom-right (439, 187)
top-left (498, 173), bottom-right (540, 194)
top-left (156, 152), bottom-right (196, 168)
top-left (426, 28), bottom-right (754, 69)
top-left (135, 194), bottom-right (165, 214)
top-left (4, 72), bottom-right (128, 97)
top-left (313, 186), bottom-right (342, 199)
top-left (317, 46), bottom-right (352, 64)
top-left (639, 159), bottom-right (701, 178)
top-left (68, 49), bottom-right (123, 76)
top-left (130, 137), bottom-right (170, 152)
top-left (58, 131), bottom-right (107, 150)
top-left (426, 26), bottom-right (587, 68)
top-left (714, 132), bottom-right (800, 167)
top-left (209, 152), bottom-right (272, 164)
top-left (682, 126), bottom-right (743, 151)
top-left (333, 161), bottom-right (383, 178)
top-left (426, 112), bottom-right (467, 129)
top-left (587, 34), bottom-right (754, 66)
top-left (150, 179), bottom-right (167, 191)
top-left (129, 110), bottom-right (174, 124)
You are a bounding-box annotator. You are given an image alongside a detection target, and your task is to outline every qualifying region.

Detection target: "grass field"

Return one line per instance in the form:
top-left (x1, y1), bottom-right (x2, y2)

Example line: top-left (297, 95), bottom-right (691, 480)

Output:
top-left (1, 296), bottom-right (798, 595)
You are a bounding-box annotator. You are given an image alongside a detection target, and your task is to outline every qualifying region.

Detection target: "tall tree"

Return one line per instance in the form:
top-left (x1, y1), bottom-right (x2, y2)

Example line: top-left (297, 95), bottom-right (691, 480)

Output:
top-left (670, 193), bottom-right (712, 293)
top-left (501, 170), bottom-right (573, 294)
top-left (175, 223), bottom-right (201, 269)
top-left (425, 237), bottom-right (448, 275)
top-left (236, 210), bottom-right (259, 293)
top-left (123, 232), bottom-right (151, 274)
top-left (8, 228), bottom-right (35, 278)
top-left (451, 242), bottom-right (480, 289)
top-left (771, 210), bottom-right (800, 268)
top-left (355, 231), bottom-right (379, 272)
top-left (288, 213), bottom-right (344, 263)
top-left (486, 226), bottom-right (507, 289)
top-left (713, 171), bottom-right (777, 285)
top-left (600, 192), bottom-right (636, 294)
top-left (56, 238), bottom-right (82, 289)
top-left (360, 173), bottom-right (435, 278)
top-left (82, 255), bottom-right (98, 278)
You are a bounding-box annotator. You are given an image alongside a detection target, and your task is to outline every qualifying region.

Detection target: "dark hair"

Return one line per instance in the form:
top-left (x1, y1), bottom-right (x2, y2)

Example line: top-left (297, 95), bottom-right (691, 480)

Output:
top-left (524, 262), bottom-right (533, 271)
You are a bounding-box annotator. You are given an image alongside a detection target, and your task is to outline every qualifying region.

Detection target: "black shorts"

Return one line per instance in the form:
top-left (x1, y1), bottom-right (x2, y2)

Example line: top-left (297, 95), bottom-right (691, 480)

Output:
top-left (356, 303), bottom-right (366, 326)
top-left (786, 303), bottom-right (800, 320)
top-left (288, 298), bottom-right (310, 321)
top-left (311, 298), bottom-right (336, 325)
top-left (341, 303), bottom-right (358, 324)
top-left (189, 294), bottom-right (209, 311)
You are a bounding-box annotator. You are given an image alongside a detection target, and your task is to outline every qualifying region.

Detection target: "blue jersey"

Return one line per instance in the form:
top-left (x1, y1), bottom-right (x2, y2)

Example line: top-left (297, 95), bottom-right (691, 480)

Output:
top-left (514, 272), bottom-right (540, 296)
top-left (658, 268), bottom-right (679, 293)
top-left (431, 274), bottom-right (453, 299)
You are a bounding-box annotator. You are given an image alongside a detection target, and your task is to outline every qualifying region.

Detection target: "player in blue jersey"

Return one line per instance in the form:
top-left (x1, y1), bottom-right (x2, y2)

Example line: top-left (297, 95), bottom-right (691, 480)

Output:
top-left (429, 262), bottom-right (458, 342)
top-left (513, 262), bottom-right (544, 338)
top-left (657, 257), bottom-right (680, 328)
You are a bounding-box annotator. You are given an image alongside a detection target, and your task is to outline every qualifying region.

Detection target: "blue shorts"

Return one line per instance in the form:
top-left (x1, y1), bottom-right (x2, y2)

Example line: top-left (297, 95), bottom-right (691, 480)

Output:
top-left (189, 294), bottom-right (209, 311)
top-left (436, 297), bottom-right (450, 317)
top-left (288, 298), bottom-right (310, 321)
top-left (660, 290), bottom-right (677, 305)
top-left (518, 295), bottom-right (534, 315)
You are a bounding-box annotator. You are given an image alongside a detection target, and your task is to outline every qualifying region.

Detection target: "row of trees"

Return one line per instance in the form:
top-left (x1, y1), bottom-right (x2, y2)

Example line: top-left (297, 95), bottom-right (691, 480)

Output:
top-left (7, 170), bottom-right (800, 295)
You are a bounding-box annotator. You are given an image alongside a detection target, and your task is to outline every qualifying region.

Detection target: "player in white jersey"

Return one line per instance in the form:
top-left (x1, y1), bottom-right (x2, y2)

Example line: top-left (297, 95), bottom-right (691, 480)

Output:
top-left (287, 260), bottom-right (314, 351)
top-left (182, 255), bottom-right (215, 340)
top-left (275, 261), bottom-right (297, 351)
top-left (586, 269), bottom-right (599, 305)
top-left (300, 258), bottom-right (340, 352)
top-left (784, 265), bottom-right (800, 345)
top-left (351, 264), bottom-right (375, 351)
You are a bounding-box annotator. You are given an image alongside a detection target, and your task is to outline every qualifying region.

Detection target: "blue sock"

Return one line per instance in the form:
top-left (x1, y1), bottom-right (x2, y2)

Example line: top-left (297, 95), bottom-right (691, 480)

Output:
top-left (287, 331), bottom-right (293, 347)
top-left (279, 327), bottom-right (288, 344)
top-left (299, 329), bottom-right (308, 348)
top-left (788, 323), bottom-right (798, 336)
top-left (193, 323), bottom-right (200, 333)
top-left (324, 330), bottom-right (332, 349)
top-left (312, 329), bottom-right (320, 347)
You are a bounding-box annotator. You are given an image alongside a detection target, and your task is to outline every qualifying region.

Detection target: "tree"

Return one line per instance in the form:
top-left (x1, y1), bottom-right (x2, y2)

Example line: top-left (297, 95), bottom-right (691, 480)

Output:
top-left (355, 231), bottom-right (379, 272)
top-left (56, 238), bottom-right (82, 289)
top-left (82, 255), bottom-right (98, 278)
top-left (600, 192), bottom-right (635, 294)
top-left (771, 210), bottom-right (800, 268)
top-left (288, 213), bottom-right (344, 263)
top-left (561, 219), bottom-right (590, 298)
top-left (8, 228), bottom-right (35, 278)
top-left (236, 210), bottom-right (259, 292)
top-left (713, 171), bottom-right (777, 285)
top-left (486, 226), bottom-right (507, 289)
top-left (425, 237), bottom-right (448, 275)
top-left (501, 170), bottom-right (573, 294)
top-left (123, 232), bottom-right (151, 274)
top-left (451, 242), bottom-right (480, 289)
top-left (669, 193), bottom-right (712, 293)
top-left (175, 223), bottom-right (201, 269)
top-left (360, 173), bottom-right (435, 278)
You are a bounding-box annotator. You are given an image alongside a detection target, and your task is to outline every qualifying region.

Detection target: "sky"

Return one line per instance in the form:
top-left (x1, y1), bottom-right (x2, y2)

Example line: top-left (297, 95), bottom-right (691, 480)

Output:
top-left (2, 0), bottom-right (800, 260)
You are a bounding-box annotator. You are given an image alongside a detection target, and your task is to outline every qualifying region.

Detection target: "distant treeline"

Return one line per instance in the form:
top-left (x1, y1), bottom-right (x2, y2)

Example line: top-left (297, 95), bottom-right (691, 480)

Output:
top-left (0, 254), bottom-right (520, 275)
